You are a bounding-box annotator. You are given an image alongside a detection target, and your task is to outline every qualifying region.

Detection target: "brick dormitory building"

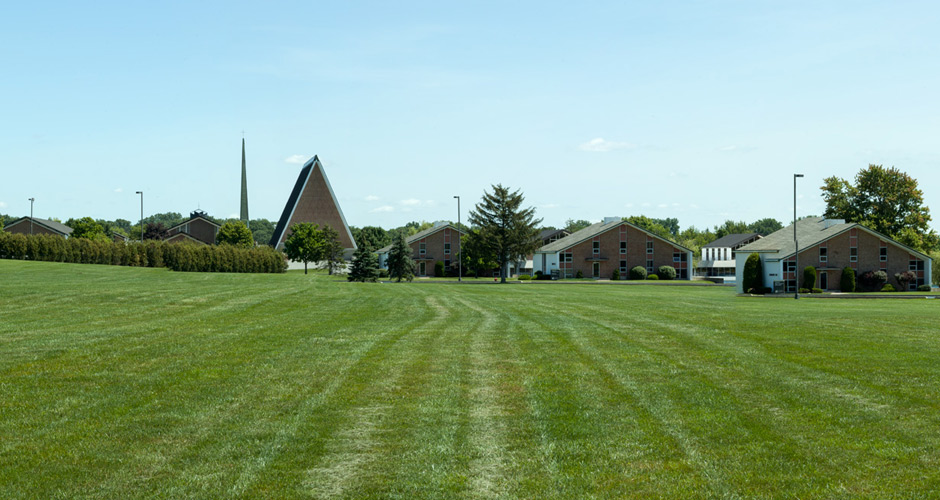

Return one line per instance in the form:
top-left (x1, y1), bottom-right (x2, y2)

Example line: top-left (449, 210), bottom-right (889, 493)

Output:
top-left (734, 217), bottom-right (932, 293)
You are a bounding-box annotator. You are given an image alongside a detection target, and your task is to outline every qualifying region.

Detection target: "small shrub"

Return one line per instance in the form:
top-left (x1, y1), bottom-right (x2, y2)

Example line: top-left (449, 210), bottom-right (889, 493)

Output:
top-left (894, 270), bottom-right (916, 291)
top-left (629, 266), bottom-right (647, 280)
top-left (647, 274), bottom-right (659, 280)
top-left (743, 253), bottom-right (763, 292)
top-left (434, 261), bottom-right (445, 278)
top-left (802, 266), bottom-right (817, 290)
top-left (881, 284), bottom-right (897, 292)
top-left (858, 270), bottom-right (888, 292)
top-left (378, 268), bottom-right (390, 278)
top-left (576, 269), bottom-right (583, 279)
top-left (799, 288), bottom-right (811, 294)
top-left (611, 269), bottom-right (620, 280)
top-left (518, 274), bottom-right (532, 281)
top-left (811, 288), bottom-right (823, 294)
top-left (657, 265), bottom-right (676, 280)
top-left (840, 267), bottom-right (856, 293)
top-left (917, 284), bottom-right (932, 292)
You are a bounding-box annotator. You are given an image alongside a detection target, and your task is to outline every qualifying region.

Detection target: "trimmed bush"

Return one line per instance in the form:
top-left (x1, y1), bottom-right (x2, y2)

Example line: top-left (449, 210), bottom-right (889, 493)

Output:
top-left (576, 269), bottom-right (583, 279)
top-left (917, 284), bottom-right (932, 292)
top-left (799, 288), bottom-right (811, 294)
top-left (811, 288), bottom-right (824, 294)
top-left (629, 266), bottom-right (647, 280)
top-left (802, 266), bottom-right (817, 290)
top-left (743, 253), bottom-right (762, 293)
top-left (647, 274), bottom-right (659, 280)
top-left (518, 274), bottom-right (532, 281)
top-left (657, 265), bottom-right (676, 280)
top-left (859, 270), bottom-right (888, 292)
top-left (840, 267), bottom-right (856, 293)
top-left (434, 261), bottom-right (445, 278)
top-left (881, 284), bottom-right (897, 292)
top-left (611, 269), bottom-right (620, 280)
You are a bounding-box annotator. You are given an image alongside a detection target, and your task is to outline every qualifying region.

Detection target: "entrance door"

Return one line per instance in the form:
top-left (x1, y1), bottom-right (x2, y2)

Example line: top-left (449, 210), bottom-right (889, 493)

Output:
top-left (820, 272), bottom-right (828, 290)
top-left (419, 262), bottom-right (426, 276)
top-left (592, 262), bottom-right (600, 278)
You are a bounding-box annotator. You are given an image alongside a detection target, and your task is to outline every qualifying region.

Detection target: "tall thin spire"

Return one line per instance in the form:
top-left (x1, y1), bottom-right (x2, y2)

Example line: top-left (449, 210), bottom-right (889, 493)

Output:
top-left (240, 138), bottom-right (249, 223)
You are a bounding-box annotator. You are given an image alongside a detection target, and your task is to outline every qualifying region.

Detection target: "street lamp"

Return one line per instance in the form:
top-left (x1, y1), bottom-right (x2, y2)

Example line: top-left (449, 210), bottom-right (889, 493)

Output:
top-left (136, 191), bottom-right (143, 243)
top-left (28, 198), bottom-right (35, 235)
top-left (794, 174), bottom-right (804, 299)
top-left (454, 195), bottom-right (461, 282)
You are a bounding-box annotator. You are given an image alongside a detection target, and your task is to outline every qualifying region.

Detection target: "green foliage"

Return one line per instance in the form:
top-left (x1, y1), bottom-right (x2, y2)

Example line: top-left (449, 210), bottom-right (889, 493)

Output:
top-left (65, 217), bottom-right (108, 241)
top-left (469, 184), bottom-right (542, 283)
top-left (321, 225), bottom-right (346, 275)
top-left (351, 226), bottom-right (391, 251)
top-left (611, 268), bottom-right (620, 280)
top-left (575, 269), bottom-right (583, 279)
top-left (629, 266), bottom-right (647, 280)
top-left (216, 221), bottom-right (254, 248)
top-left (625, 216), bottom-right (673, 241)
top-left (917, 284), bottom-right (932, 292)
top-left (858, 270), bottom-right (888, 292)
top-left (657, 265), bottom-right (676, 280)
top-left (283, 223), bottom-right (326, 274)
top-left (743, 253), bottom-right (763, 293)
top-left (748, 218), bottom-right (783, 236)
top-left (821, 164), bottom-right (938, 252)
top-left (518, 274), bottom-right (532, 280)
top-left (461, 230), bottom-right (498, 278)
top-left (143, 212), bottom-right (184, 229)
top-left (647, 274), bottom-right (659, 280)
top-left (387, 232), bottom-right (415, 282)
top-left (434, 260), bottom-right (445, 278)
top-left (0, 234), bottom-right (284, 272)
top-left (143, 222), bottom-right (169, 241)
top-left (841, 267), bottom-right (856, 293)
top-left (933, 251), bottom-right (940, 286)
top-left (347, 245), bottom-right (380, 282)
top-left (811, 288), bottom-right (824, 294)
top-left (248, 219), bottom-right (276, 245)
top-left (564, 219), bottom-right (593, 233)
top-left (802, 266), bottom-right (817, 289)
top-left (881, 284), bottom-right (897, 292)
top-left (714, 220), bottom-right (749, 239)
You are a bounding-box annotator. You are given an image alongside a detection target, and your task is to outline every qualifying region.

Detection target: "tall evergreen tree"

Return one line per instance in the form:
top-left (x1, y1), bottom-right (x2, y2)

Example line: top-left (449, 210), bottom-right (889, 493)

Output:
top-left (387, 232), bottom-right (415, 282)
top-left (468, 184), bottom-right (541, 283)
top-left (347, 244), bottom-right (379, 282)
top-left (321, 225), bottom-right (346, 275)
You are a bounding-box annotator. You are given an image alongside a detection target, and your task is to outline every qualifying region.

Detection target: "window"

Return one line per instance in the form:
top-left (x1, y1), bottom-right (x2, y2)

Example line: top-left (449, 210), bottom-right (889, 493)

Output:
top-left (850, 247), bottom-right (857, 262)
top-left (673, 252), bottom-right (681, 263)
top-left (880, 247), bottom-right (887, 262)
top-left (620, 260), bottom-right (627, 273)
top-left (592, 262), bottom-right (600, 278)
top-left (419, 242), bottom-right (426, 255)
top-left (646, 259), bottom-right (654, 273)
top-left (784, 261), bottom-right (796, 273)
top-left (819, 247), bottom-right (827, 263)
top-left (910, 260), bottom-right (925, 271)
top-left (620, 241), bottom-right (626, 254)
top-left (561, 252), bottom-right (572, 263)
top-left (646, 241), bottom-right (654, 254)
top-left (593, 241), bottom-right (600, 254)
top-left (444, 243), bottom-right (450, 255)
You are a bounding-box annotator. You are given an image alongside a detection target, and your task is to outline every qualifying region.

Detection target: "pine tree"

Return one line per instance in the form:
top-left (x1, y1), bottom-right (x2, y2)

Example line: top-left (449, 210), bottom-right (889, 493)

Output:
top-left (468, 184), bottom-right (541, 283)
top-left (321, 225), bottom-right (346, 275)
top-left (347, 244), bottom-right (379, 282)
top-left (387, 232), bottom-right (415, 282)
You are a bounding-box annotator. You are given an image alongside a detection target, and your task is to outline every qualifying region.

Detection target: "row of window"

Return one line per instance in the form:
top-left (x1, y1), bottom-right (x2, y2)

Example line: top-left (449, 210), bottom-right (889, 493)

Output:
top-left (819, 246), bottom-right (890, 263)
top-left (418, 242), bottom-right (452, 255)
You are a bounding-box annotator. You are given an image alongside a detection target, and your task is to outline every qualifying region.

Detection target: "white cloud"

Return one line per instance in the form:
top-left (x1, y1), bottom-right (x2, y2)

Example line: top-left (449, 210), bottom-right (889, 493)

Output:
top-left (400, 198), bottom-right (421, 206)
top-left (579, 137), bottom-right (634, 152)
top-left (365, 195), bottom-right (380, 201)
top-left (285, 154), bottom-right (308, 164)
top-left (624, 203), bottom-right (634, 208)
top-left (657, 203), bottom-right (669, 208)
top-left (228, 213), bottom-right (239, 219)
top-left (114, 187), bottom-right (123, 193)
top-left (370, 205), bottom-right (394, 213)
top-left (425, 199), bottom-right (436, 206)
top-left (0, 201), bottom-right (7, 209)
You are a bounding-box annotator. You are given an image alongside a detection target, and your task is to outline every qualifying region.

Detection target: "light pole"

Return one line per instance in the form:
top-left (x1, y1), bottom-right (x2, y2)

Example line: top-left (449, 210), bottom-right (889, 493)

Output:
top-left (136, 191), bottom-right (143, 243)
top-left (28, 198), bottom-right (35, 235)
top-left (454, 195), bottom-right (461, 282)
top-left (794, 174), bottom-right (804, 299)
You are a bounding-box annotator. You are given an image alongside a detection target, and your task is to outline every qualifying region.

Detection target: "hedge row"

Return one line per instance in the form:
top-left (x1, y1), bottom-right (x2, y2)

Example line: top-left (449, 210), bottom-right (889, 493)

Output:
top-left (0, 233), bottom-right (286, 273)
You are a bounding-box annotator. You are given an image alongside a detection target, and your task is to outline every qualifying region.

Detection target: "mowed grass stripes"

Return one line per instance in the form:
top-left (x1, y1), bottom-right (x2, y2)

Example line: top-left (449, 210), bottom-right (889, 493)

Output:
top-left (1, 260), bottom-right (939, 498)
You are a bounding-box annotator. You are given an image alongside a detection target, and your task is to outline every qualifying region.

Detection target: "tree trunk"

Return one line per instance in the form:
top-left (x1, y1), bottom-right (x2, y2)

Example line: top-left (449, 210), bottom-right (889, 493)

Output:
top-left (304, 261), bottom-right (308, 274)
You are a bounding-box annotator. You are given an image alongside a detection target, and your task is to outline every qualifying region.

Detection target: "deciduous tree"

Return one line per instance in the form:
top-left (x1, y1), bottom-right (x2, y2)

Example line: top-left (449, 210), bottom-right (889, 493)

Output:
top-left (216, 221), bottom-right (254, 248)
top-left (283, 223), bottom-right (326, 274)
top-left (66, 217), bottom-right (108, 241)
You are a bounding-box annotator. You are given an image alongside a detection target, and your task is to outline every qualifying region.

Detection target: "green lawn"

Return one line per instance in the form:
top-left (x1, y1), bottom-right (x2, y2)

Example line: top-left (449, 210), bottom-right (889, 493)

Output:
top-left (1, 260), bottom-right (939, 498)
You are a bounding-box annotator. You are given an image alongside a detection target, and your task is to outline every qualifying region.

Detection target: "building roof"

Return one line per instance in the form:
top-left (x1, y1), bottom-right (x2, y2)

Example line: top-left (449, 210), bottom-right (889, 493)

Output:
top-left (377, 223), bottom-right (465, 254)
top-left (538, 228), bottom-right (570, 241)
top-left (166, 211), bottom-right (221, 232)
top-left (537, 219), bottom-right (693, 254)
top-left (738, 217), bottom-right (931, 261)
top-left (703, 233), bottom-right (761, 249)
top-left (4, 216), bottom-right (74, 236)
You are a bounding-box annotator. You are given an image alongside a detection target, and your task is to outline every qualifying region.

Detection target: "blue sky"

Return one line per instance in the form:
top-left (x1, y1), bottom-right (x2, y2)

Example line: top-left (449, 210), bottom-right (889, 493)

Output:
top-left (2, 1), bottom-right (939, 232)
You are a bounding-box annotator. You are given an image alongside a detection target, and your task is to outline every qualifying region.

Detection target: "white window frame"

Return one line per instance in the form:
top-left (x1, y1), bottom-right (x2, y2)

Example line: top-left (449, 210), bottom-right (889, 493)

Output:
top-left (819, 247), bottom-right (827, 263)
top-left (850, 247), bottom-right (857, 262)
top-left (593, 241), bottom-right (600, 255)
top-left (444, 243), bottom-right (450, 255)
top-left (419, 242), bottom-right (427, 255)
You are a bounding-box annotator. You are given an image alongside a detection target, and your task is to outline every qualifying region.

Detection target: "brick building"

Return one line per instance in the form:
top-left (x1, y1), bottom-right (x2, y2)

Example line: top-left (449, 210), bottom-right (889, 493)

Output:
top-left (533, 217), bottom-right (693, 279)
top-left (165, 210), bottom-right (221, 245)
top-left (270, 156), bottom-right (356, 254)
top-left (696, 233), bottom-right (761, 281)
top-left (734, 217), bottom-right (933, 292)
top-left (376, 222), bottom-right (465, 277)
top-left (3, 217), bottom-right (73, 238)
